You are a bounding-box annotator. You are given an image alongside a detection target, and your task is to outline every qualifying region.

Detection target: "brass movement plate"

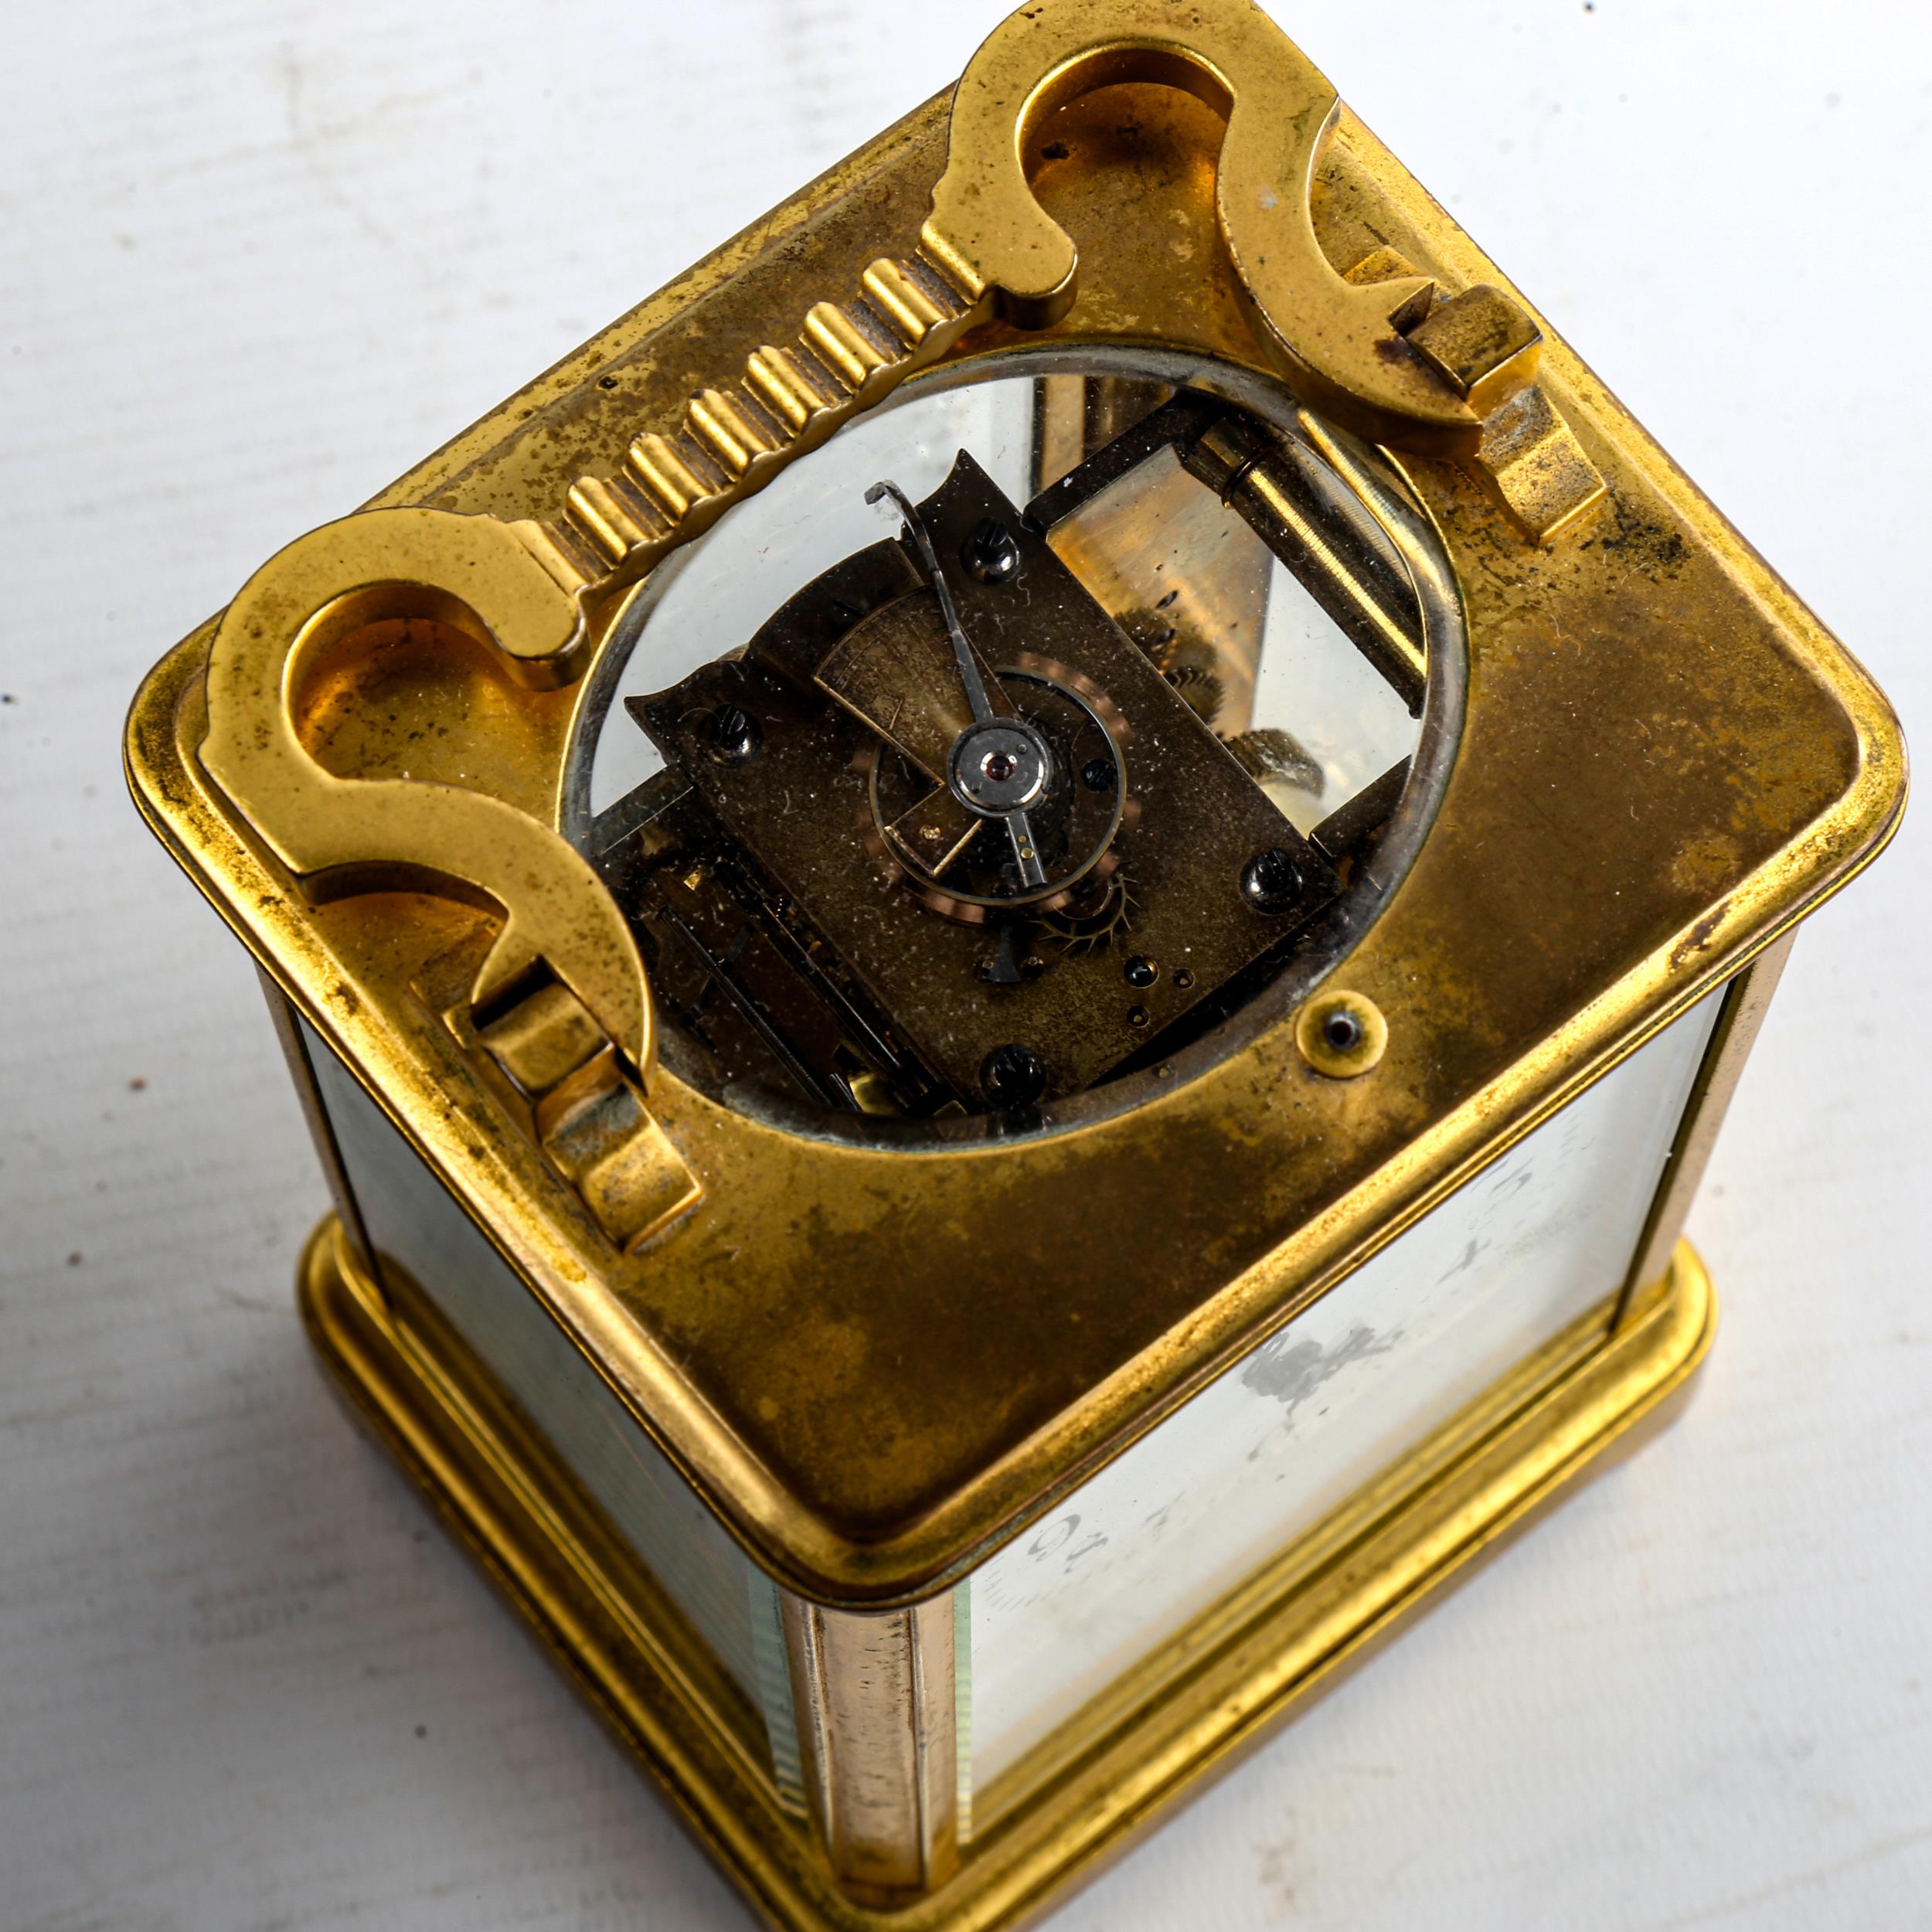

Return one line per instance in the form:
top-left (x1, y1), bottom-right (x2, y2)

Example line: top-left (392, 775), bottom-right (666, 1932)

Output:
top-left (300, 1215), bottom-right (1716, 1932)
top-left (128, 4), bottom-right (1903, 1604)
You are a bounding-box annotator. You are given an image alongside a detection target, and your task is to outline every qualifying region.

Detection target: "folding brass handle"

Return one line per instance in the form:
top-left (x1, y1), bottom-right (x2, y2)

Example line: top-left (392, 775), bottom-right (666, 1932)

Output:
top-left (197, 505), bottom-right (655, 1077)
top-left (921, 0), bottom-right (1539, 457)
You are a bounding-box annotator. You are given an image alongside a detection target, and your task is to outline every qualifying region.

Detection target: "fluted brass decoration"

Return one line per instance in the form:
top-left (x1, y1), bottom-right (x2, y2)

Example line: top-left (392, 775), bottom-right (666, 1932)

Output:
top-left (555, 256), bottom-right (978, 596)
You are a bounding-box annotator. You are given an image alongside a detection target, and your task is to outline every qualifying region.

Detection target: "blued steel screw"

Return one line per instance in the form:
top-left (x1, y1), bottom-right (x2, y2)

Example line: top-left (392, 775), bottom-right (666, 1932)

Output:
top-left (981, 1042), bottom-right (1046, 1109)
top-left (708, 704), bottom-right (761, 764)
top-left (1240, 846), bottom-right (1304, 913)
top-left (963, 517), bottom-right (1022, 584)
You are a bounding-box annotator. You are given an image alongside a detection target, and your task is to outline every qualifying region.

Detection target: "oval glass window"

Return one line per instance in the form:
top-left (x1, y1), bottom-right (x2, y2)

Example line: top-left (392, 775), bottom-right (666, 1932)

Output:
top-left (563, 346), bottom-right (1464, 1137)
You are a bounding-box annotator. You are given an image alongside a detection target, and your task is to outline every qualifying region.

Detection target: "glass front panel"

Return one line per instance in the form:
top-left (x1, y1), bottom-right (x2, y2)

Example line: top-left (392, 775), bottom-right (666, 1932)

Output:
top-left (964, 994), bottom-right (1722, 1784)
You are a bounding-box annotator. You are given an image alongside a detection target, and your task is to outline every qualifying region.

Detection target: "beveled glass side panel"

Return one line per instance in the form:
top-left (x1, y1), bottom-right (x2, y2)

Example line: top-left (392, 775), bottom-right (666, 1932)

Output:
top-left (297, 1018), bottom-right (801, 1796)
top-left (967, 994), bottom-right (1722, 1783)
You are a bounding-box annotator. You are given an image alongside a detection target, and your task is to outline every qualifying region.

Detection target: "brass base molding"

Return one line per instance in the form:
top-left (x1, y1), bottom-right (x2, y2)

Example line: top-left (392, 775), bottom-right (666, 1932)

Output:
top-left (299, 1215), bottom-right (1715, 1932)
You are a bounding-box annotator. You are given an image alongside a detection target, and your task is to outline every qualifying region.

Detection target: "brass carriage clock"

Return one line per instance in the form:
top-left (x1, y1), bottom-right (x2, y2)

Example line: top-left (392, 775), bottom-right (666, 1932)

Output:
top-left (126, 2), bottom-right (1904, 1923)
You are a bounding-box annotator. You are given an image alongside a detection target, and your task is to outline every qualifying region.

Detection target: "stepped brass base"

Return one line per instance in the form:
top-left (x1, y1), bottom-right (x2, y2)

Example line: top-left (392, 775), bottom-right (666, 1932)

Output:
top-left (300, 1216), bottom-right (1715, 1931)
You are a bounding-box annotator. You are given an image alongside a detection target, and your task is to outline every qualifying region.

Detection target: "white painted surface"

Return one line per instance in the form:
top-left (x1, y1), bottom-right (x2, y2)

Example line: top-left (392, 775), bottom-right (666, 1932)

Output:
top-left (2, 3), bottom-right (1928, 1927)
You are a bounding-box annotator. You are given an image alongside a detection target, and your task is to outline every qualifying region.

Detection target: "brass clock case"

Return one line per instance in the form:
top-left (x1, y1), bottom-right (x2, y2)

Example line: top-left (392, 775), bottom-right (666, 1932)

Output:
top-left (127, 0), bottom-right (1903, 1623)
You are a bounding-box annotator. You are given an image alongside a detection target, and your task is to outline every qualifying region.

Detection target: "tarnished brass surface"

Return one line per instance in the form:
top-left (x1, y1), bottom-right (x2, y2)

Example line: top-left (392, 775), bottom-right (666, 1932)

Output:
top-left (783, 1592), bottom-right (959, 1900)
top-left (1294, 988), bottom-right (1387, 1079)
top-left (299, 1213), bottom-right (1717, 1932)
top-left (1614, 932), bottom-right (1795, 1326)
top-left (128, 0), bottom-right (1905, 1606)
top-left (815, 592), bottom-right (1006, 785)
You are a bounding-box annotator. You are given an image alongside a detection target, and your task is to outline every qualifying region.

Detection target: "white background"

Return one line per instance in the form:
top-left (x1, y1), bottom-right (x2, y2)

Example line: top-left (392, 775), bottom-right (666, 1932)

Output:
top-left (3, 2), bottom-right (1929, 1927)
